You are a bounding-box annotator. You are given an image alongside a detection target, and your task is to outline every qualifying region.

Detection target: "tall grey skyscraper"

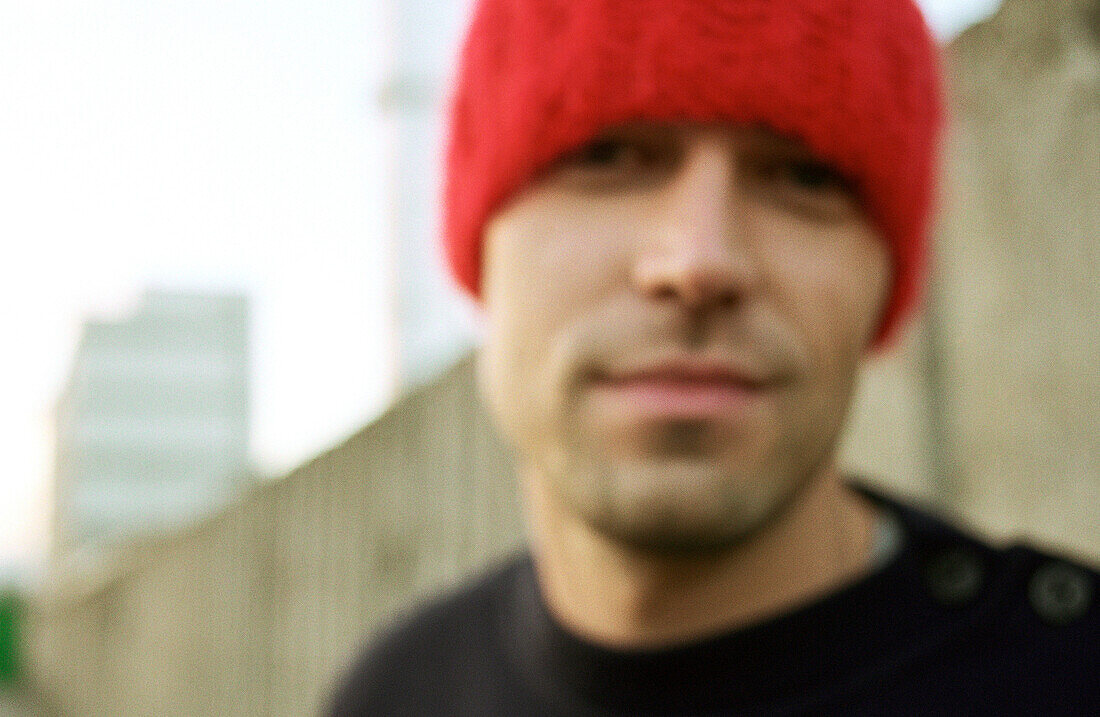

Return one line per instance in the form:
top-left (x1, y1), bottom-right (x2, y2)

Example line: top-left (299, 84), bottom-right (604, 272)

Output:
top-left (379, 0), bottom-right (480, 390)
top-left (51, 290), bottom-right (251, 558)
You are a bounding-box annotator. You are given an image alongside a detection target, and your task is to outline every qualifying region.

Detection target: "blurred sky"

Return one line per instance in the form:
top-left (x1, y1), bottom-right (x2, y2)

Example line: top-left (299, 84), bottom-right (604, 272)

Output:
top-left (0, 0), bottom-right (1003, 576)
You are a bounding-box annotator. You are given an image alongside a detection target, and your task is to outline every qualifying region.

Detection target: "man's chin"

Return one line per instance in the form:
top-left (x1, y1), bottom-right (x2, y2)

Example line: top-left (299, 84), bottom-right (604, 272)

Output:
top-left (570, 485), bottom-right (782, 556)
top-left (582, 510), bottom-right (765, 556)
top-left (549, 458), bottom-right (809, 556)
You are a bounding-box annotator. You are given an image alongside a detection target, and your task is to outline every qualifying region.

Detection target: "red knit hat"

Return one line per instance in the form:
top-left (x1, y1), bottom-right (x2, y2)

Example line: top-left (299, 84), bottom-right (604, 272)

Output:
top-left (443, 0), bottom-right (944, 351)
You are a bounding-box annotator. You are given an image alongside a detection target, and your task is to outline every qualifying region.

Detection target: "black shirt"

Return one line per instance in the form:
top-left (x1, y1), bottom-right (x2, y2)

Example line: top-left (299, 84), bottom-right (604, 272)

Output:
top-left (329, 486), bottom-right (1099, 715)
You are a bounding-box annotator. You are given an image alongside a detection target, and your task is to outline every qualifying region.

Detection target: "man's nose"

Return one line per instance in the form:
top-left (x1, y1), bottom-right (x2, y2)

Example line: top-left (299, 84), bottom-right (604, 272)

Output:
top-left (631, 139), bottom-right (758, 312)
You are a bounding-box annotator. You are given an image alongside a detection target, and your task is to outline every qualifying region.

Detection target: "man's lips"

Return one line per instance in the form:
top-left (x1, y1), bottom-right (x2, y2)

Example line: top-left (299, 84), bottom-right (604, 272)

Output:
top-left (588, 359), bottom-right (775, 419)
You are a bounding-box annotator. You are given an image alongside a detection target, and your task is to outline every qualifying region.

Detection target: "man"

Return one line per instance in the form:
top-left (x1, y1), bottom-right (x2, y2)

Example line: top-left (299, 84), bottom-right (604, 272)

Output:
top-left (331, 0), bottom-right (1099, 714)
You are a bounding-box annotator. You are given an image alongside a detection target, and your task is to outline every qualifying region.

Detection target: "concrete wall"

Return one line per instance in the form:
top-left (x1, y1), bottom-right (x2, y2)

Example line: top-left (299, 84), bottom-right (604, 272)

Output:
top-left (928, 0), bottom-right (1100, 557)
top-left (24, 1), bottom-right (1100, 714)
top-left (26, 356), bottom-right (521, 716)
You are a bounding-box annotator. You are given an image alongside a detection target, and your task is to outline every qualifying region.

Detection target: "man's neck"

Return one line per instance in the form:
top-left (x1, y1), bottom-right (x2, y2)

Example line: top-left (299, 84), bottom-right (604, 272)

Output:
top-left (523, 465), bottom-right (880, 650)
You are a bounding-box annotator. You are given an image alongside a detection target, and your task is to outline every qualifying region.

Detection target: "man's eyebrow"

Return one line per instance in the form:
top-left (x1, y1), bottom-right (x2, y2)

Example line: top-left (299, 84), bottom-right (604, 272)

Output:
top-left (742, 128), bottom-right (820, 155)
top-left (594, 123), bottom-right (820, 153)
top-left (591, 122), bottom-right (678, 141)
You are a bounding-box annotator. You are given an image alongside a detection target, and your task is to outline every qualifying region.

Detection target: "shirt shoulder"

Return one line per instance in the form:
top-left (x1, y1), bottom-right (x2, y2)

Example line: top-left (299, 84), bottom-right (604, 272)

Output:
top-left (326, 552), bottom-right (534, 717)
top-left (927, 540), bottom-right (1100, 710)
top-left (866, 482), bottom-right (1099, 633)
top-left (854, 483), bottom-right (1100, 710)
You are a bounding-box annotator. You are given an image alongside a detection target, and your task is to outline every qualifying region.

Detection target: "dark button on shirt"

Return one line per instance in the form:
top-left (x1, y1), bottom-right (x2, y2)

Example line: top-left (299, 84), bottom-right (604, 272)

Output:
top-left (923, 546), bottom-right (985, 606)
top-left (1028, 561), bottom-right (1094, 626)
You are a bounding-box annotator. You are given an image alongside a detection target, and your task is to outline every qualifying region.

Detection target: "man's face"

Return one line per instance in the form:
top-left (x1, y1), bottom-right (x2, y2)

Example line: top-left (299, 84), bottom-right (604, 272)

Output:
top-left (477, 121), bottom-right (890, 552)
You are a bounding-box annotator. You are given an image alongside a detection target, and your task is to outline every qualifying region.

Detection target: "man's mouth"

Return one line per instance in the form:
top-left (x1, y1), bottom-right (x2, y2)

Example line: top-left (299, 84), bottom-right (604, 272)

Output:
top-left (589, 357), bottom-right (774, 420)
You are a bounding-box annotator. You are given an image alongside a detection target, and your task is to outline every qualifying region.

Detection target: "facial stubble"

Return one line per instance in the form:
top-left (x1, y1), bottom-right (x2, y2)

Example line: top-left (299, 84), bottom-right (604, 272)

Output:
top-left (538, 404), bottom-right (791, 555)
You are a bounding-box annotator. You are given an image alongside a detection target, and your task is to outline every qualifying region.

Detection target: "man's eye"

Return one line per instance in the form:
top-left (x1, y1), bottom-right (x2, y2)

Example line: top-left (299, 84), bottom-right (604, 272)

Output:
top-left (782, 161), bottom-right (850, 192)
top-left (752, 157), bottom-right (861, 220)
top-left (569, 139), bottom-right (648, 169)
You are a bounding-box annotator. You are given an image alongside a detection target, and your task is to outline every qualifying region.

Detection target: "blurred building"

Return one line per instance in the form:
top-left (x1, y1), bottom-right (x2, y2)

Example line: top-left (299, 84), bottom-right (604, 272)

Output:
top-left (50, 290), bottom-right (251, 561)
top-left (378, 0), bottom-right (480, 390)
